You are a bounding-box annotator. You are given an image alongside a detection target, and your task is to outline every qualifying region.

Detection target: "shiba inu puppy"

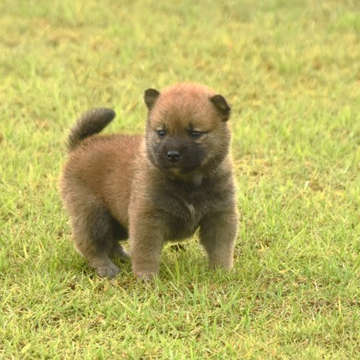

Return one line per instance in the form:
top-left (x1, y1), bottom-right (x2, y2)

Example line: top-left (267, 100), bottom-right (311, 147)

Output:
top-left (60, 83), bottom-right (238, 279)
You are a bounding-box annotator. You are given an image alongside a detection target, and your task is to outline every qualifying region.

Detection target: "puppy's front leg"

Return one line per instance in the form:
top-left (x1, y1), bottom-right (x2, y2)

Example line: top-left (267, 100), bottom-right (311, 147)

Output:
top-left (199, 211), bottom-right (238, 270)
top-left (129, 214), bottom-right (165, 280)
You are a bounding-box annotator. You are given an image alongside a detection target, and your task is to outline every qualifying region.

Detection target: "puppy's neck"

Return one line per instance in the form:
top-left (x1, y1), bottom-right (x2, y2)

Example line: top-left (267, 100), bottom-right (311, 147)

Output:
top-left (191, 172), bottom-right (203, 187)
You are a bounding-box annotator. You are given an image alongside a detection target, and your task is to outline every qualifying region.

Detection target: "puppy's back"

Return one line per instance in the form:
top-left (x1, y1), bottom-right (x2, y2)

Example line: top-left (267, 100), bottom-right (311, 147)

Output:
top-left (61, 109), bottom-right (143, 226)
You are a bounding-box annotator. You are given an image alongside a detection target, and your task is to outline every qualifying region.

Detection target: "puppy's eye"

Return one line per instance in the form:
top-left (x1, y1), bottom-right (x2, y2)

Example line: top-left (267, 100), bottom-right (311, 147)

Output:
top-left (157, 130), bottom-right (166, 138)
top-left (189, 131), bottom-right (202, 139)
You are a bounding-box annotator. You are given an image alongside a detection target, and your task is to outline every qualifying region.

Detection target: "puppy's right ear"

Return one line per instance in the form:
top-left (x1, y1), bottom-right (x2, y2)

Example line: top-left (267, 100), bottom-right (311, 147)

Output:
top-left (144, 88), bottom-right (160, 110)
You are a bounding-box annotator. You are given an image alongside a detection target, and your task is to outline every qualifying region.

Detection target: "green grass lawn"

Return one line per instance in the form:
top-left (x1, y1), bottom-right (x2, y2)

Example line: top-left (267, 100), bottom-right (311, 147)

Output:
top-left (1, 0), bottom-right (360, 358)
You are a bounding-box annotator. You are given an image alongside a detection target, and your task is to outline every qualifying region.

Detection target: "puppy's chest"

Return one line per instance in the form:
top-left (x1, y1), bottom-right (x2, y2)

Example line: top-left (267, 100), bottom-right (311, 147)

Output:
top-left (160, 187), bottom-right (215, 223)
top-left (155, 184), bottom-right (227, 240)
top-left (164, 196), bottom-right (207, 240)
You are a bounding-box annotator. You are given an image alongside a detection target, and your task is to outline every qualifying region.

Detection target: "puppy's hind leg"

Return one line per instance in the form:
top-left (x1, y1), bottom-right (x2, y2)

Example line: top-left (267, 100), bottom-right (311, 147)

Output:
top-left (70, 200), bottom-right (121, 278)
top-left (109, 217), bottom-right (130, 260)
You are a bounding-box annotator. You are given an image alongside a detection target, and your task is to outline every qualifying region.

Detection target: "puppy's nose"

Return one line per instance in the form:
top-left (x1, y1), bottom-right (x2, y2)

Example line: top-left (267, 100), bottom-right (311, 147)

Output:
top-left (166, 150), bottom-right (181, 162)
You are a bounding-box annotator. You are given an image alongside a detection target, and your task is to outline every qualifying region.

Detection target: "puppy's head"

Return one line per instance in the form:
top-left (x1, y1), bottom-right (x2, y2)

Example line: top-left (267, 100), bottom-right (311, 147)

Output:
top-left (144, 83), bottom-right (232, 177)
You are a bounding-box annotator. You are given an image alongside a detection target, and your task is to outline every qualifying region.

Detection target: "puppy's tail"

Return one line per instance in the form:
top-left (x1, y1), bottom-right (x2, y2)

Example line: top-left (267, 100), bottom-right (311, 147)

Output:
top-left (67, 108), bottom-right (116, 152)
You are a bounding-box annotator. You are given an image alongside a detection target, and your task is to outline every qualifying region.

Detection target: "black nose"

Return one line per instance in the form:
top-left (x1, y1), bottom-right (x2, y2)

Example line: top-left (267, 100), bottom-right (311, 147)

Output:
top-left (167, 150), bottom-right (181, 162)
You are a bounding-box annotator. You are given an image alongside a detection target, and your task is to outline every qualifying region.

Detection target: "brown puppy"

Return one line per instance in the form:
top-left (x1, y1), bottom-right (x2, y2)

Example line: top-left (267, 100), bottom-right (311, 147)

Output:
top-left (60, 83), bottom-right (238, 279)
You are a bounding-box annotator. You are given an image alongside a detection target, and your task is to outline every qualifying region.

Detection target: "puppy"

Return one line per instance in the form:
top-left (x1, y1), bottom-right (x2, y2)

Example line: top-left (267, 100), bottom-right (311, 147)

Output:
top-left (60, 83), bottom-right (238, 279)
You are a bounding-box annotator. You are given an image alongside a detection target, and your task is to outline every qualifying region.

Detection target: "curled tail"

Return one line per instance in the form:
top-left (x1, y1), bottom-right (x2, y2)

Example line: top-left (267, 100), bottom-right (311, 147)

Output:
top-left (67, 108), bottom-right (116, 152)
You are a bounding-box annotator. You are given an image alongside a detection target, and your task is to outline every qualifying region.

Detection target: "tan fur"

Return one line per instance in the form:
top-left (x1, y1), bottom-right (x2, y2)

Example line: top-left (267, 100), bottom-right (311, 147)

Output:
top-left (60, 83), bottom-right (238, 279)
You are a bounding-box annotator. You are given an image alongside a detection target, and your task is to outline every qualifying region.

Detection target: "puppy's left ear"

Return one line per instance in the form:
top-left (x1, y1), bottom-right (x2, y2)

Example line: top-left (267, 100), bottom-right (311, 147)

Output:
top-left (209, 94), bottom-right (231, 121)
top-left (144, 88), bottom-right (160, 111)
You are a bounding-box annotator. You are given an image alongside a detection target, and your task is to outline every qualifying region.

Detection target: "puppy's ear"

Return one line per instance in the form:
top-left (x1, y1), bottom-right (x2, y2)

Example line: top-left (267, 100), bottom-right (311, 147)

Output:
top-left (209, 94), bottom-right (231, 121)
top-left (144, 88), bottom-right (160, 111)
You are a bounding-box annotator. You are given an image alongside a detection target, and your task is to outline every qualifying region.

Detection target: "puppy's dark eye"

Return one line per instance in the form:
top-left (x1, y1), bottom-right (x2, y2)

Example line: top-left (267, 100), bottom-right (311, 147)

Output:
top-left (189, 131), bottom-right (202, 139)
top-left (157, 130), bottom-right (166, 138)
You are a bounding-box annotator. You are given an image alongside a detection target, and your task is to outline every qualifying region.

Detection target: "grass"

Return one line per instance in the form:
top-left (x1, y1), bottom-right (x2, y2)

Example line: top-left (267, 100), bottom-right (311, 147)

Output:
top-left (1, 0), bottom-right (360, 358)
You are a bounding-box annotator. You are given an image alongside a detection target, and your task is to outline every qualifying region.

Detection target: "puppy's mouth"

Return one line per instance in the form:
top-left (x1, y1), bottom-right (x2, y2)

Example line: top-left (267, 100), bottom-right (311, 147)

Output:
top-left (160, 160), bottom-right (199, 174)
top-left (163, 164), bottom-right (204, 187)
top-left (160, 149), bottom-right (204, 172)
top-left (168, 167), bottom-right (182, 176)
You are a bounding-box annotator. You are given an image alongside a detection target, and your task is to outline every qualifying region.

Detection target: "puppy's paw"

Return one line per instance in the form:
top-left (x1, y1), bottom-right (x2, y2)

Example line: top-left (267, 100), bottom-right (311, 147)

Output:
top-left (111, 244), bottom-right (131, 260)
top-left (209, 261), bottom-right (233, 271)
top-left (95, 263), bottom-right (121, 278)
top-left (135, 271), bottom-right (157, 281)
